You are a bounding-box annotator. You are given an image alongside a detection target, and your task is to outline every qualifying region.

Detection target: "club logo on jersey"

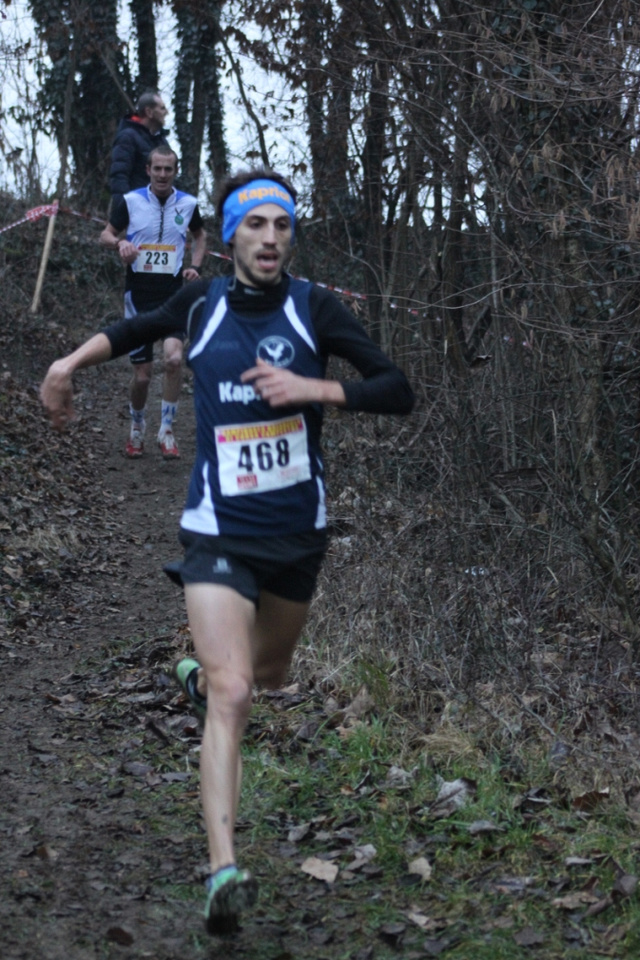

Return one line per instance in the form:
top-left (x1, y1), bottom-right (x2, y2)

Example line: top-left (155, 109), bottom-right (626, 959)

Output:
top-left (257, 336), bottom-right (294, 368)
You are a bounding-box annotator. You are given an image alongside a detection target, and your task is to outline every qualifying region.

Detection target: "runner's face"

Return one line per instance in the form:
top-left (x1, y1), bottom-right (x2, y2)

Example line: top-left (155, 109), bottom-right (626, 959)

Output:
top-left (147, 156), bottom-right (177, 198)
top-left (231, 203), bottom-right (293, 288)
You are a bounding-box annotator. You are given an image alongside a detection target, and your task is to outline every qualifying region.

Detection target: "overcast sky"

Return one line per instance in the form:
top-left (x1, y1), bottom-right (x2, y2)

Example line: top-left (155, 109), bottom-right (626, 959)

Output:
top-left (0, 1), bottom-right (302, 208)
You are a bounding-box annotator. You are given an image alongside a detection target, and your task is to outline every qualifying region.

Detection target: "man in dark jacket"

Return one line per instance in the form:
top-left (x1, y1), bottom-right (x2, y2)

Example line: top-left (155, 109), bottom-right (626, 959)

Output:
top-left (109, 92), bottom-right (170, 203)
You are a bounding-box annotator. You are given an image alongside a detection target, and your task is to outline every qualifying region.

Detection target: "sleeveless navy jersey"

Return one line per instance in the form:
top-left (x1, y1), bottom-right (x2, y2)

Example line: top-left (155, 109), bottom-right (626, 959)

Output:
top-left (182, 277), bottom-right (328, 537)
top-left (103, 274), bottom-right (415, 535)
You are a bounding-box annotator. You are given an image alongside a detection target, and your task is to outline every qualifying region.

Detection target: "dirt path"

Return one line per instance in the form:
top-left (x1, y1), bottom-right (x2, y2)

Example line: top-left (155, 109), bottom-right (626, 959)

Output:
top-left (2, 331), bottom-right (413, 960)
top-left (1, 355), bottom-right (243, 960)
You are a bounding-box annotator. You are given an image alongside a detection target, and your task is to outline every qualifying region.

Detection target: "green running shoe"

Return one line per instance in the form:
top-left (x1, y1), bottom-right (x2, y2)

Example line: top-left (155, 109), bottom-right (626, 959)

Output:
top-left (204, 864), bottom-right (258, 934)
top-left (173, 658), bottom-right (207, 722)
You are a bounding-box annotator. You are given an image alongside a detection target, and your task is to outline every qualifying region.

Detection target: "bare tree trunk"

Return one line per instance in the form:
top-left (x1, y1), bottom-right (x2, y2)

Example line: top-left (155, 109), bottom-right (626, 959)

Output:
top-left (173, 0), bottom-right (228, 196)
top-left (361, 54), bottom-right (389, 345)
top-left (130, 0), bottom-right (158, 91)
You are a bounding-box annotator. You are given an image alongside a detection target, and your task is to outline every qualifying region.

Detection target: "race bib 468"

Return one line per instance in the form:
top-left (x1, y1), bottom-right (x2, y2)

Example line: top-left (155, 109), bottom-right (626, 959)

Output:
top-left (215, 415), bottom-right (311, 496)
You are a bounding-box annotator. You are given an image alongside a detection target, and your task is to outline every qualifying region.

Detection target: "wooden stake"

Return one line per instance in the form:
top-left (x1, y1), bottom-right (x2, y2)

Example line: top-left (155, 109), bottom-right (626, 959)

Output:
top-left (30, 200), bottom-right (58, 315)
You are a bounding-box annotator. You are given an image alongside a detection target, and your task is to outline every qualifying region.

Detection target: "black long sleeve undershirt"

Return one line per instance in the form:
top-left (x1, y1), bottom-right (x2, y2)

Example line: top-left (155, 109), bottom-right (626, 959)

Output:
top-left (103, 275), bottom-right (415, 416)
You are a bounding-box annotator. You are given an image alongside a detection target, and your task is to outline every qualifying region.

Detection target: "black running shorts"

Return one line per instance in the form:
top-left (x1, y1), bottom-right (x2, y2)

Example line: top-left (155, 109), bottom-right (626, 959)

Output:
top-left (126, 286), bottom-right (186, 365)
top-left (164, 529), bottom-right (328, 605)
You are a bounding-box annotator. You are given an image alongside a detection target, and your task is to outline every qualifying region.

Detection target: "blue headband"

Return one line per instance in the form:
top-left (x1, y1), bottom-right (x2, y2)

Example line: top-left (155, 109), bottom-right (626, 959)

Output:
top-left (222, 179), bottom-right (296, 243)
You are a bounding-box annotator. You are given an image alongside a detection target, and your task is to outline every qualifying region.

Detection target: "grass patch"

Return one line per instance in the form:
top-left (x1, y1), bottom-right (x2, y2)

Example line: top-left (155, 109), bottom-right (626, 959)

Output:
top-left (24, 594), bottom-right (640, 958)
top-left (231, 692), bottom-right (640, 958)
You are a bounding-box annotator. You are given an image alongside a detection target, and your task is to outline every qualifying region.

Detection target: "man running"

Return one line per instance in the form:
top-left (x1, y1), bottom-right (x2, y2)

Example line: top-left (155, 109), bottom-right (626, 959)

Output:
top-left (100, 145), bottom-right (206, 459)
top-left (41, 166), bottom-right (414, 934)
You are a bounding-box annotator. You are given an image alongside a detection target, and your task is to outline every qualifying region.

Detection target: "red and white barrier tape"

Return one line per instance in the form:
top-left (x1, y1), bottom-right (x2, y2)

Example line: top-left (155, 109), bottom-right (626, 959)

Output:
top-left (0, 204), bottom-right (427, 314)
top-left (0, 203), bottom-right (106, 237)
top-left (62, 206), bottom-right (108, 225)
top-left (0, 202), bottom-right (59, 235)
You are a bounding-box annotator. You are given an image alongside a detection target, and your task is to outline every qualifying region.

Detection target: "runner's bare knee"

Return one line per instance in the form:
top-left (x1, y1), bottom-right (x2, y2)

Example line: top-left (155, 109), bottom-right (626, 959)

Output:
top-left (133, 364), bottom-right (152, 388)
top-left (206, 668), bottom-right (253, 721)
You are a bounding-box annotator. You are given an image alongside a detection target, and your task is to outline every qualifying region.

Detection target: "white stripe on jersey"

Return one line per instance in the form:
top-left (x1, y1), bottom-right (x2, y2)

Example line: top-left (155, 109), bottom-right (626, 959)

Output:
top-left (186, 295), bottom-right (208, 342)
top-left (283, 296), bottom-right (317, 353)
top-left (180, 463), bottom-right (220, 535)
top-left (189, 296), bottom-right (228, 360)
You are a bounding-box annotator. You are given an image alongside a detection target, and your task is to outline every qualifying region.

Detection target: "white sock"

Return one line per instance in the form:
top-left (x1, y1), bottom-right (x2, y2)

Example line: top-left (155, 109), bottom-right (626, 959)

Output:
top-left (159, 400), bottom-right (178, 437)
top-left (130, 404), bottom-right (146, 436)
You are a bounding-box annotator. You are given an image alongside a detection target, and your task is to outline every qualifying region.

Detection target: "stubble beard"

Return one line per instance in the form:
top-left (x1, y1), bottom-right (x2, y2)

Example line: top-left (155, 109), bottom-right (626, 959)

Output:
top-left (234, 251), bottom-right (283, 289)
